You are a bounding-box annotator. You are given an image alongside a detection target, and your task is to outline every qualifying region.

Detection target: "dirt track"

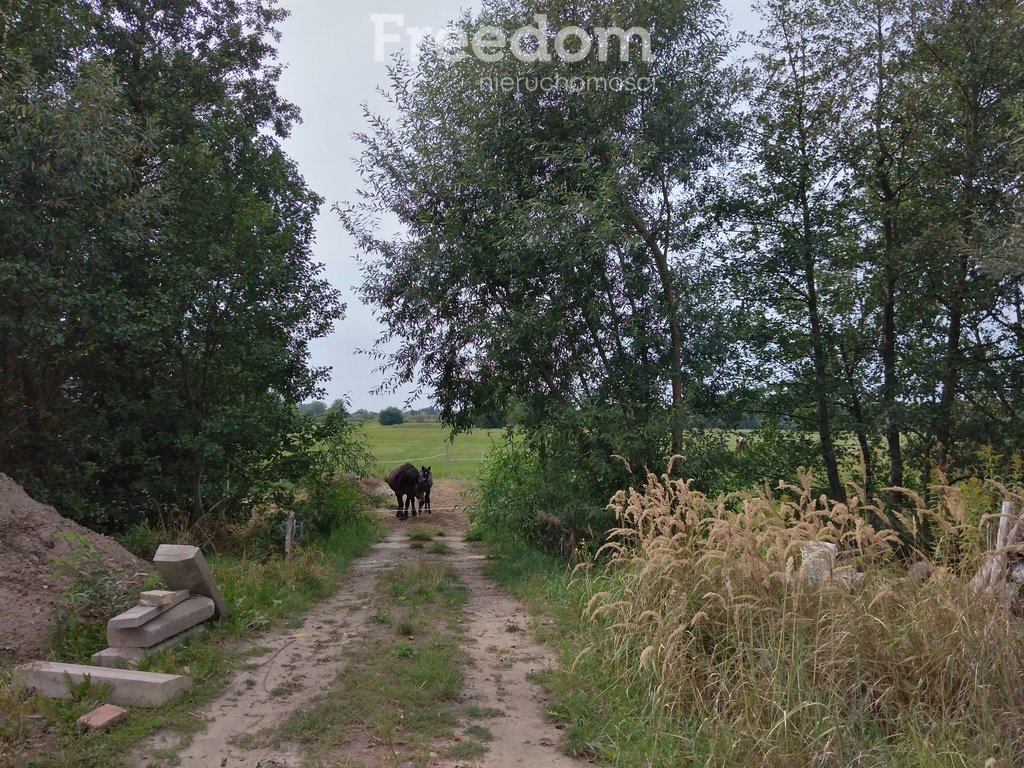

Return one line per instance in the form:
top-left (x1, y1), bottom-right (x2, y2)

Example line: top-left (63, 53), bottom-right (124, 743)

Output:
top-left (132, 480), bottom-right (584, 768)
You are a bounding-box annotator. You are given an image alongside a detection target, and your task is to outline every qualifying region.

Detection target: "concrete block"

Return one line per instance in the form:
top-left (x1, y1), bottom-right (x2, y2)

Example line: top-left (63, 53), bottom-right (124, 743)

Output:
top-left (139, 589), bottom-right (189, 608)
top-left (108, 604), bottom-right (164, 630)
top-left (153, 544), bottom-right (230, 619)
top-left (78, 703), bottom-right (128, 730)
top-left (107, 596), bottom-right (213, 648)
top-left (109, 588), bottom-right (191, 629)
top-left (14, 662), bottom-right (191, 708)
top-left (799, 541), bottom-right (838, 583)
top-left (92, 625), bottom-right (205, 669)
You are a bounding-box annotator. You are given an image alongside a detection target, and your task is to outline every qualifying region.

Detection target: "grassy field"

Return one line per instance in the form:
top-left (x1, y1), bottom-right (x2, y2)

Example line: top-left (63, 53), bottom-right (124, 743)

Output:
top-left (361, 421), bottom-right (504, 481)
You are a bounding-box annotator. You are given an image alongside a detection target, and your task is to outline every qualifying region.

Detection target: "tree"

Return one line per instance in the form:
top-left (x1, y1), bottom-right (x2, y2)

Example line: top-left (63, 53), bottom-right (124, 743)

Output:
top-left (0, 0), bottom-right (344, 528)
top-left (343, 0), bottom-right (739, 504)
top-left (736, 0), bottom-right (857, 500)
top-left (378, 407), bottom-right (405, 426)
top-left (902, 0), bottom-right (1024, 471)
top-left (0, 1), bottom-right (158, 514)
top-left (299, 401), bottom-right (329, 419)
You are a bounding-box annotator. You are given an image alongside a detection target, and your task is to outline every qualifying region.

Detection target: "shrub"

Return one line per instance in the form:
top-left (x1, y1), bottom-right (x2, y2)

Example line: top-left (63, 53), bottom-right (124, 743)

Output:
top-left (49, 534), bottom-right (149, 662)
top-left (675, 425), bottom-right (822, 497)
top-left (471, 436), bottom-right (613, 560)
top-left (379, 407), bottom-right (405, 426)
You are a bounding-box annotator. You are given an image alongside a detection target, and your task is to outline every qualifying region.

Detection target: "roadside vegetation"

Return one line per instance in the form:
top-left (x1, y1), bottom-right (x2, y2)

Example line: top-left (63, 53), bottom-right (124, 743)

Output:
top-left (471, 443), bottom-right (1024, 766)
top-left (0, 399), bottom-right (381, 767)
top-left (0, 513), bottom-right (380, 768)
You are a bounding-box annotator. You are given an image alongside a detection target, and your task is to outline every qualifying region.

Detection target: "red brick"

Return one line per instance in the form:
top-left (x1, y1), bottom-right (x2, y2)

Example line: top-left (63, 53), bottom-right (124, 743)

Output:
top-left (77, 703), bottom-right (129, 730)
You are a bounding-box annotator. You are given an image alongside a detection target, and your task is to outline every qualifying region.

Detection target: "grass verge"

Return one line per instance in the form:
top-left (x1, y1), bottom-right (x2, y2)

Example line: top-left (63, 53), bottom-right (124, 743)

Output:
top-left (477, 469), bottom-right (1024, 768)
top-left (244, 560), bottom-right (476, 766)
top-left (0, 515), bottom-right (381, 768)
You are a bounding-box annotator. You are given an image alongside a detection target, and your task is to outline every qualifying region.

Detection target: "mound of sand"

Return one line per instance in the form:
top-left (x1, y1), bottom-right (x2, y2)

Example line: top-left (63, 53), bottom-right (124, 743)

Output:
top-left (0, 473), bottom-right (149, 662)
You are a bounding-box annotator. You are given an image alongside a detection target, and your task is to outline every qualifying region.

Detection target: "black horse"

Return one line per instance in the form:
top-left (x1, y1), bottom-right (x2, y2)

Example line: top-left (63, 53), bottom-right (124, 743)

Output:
top-left (387, 462), bottom-right (422, 520)
top-left (417, 465), bottom-right (433, 515)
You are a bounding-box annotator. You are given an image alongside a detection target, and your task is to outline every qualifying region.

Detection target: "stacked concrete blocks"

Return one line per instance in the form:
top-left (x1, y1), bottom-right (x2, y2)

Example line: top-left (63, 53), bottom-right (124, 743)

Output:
top-left (16, 542), bottom-right (229, 708)
top-left (89, 545), bottom-right (226, 669)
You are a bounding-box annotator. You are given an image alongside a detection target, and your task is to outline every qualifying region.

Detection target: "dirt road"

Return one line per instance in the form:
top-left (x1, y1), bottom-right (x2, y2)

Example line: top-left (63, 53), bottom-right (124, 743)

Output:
top-left (133, 480), bottom-right (585, 768)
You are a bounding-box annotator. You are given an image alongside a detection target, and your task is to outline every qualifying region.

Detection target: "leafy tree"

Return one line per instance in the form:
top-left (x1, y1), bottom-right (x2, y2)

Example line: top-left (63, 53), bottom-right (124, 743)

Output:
top-left (901, 0), bottom-right (1024, 470)
top-left (299, 401), bottom-right (329, 419)
top-left (0, 0), bottom-right (344, 529)
top-left (736, 0), bottom-right (857, 500)
top-left (378, 407), bottom-right (405, 426)
top-left (343, 0), bottom-right (740, 519)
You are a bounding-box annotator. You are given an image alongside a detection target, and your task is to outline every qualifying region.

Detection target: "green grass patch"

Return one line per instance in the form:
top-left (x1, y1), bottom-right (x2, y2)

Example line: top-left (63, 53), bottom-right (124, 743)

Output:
top-left (445, 739), bottom-right (488, 760)
top-left (0, 514), bottom-right (382, 768)
top-left (389, 562), bottom-right (468, 610)
top-left (407, 526), bottom-right (441, 542)
top-left (250, 560), bottom-right (476, 765)
top-left (465, 704), bottom-right (504, 719)
top-left (427, 541), bottom-right (451, 555)
top-left (363, 421), bottom-right (503, 480)
top-left (464, 724), bottom-right (494, 742)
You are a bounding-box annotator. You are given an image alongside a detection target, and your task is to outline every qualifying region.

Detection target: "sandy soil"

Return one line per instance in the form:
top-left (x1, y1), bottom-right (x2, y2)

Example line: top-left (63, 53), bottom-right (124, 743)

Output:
top-left (0, 474), bottom-right (149, 663)
top-left (132, 480), bottom-right (585, 768)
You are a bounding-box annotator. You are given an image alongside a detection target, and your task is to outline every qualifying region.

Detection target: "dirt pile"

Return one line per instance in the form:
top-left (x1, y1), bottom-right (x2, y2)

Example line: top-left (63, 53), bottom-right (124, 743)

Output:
top-left (0, 473), bottom-right (149, 662)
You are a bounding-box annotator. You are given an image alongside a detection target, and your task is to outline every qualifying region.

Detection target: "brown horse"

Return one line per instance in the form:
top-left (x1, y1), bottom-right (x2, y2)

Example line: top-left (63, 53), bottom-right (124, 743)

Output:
top-left (418, 466), bottom-right (433, 515)
top-left (387, 463), bottom-right (422, 520)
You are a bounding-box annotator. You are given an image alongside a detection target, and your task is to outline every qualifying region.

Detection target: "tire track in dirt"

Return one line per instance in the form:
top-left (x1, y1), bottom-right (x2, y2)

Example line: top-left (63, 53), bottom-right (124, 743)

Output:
top-left (133, 480), bottom-right (584, 768)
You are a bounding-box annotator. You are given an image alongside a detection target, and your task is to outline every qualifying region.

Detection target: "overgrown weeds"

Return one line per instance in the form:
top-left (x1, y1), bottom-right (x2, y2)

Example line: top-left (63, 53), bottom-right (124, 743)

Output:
top-left (484, 464), bottom-right (1024, 767)
top-left (48, 534), bottom-right (150, 662)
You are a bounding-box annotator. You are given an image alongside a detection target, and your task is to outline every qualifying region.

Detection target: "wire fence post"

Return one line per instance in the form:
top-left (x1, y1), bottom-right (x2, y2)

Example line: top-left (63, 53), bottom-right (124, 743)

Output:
top-left (285, 509), bottom-right (296, 560)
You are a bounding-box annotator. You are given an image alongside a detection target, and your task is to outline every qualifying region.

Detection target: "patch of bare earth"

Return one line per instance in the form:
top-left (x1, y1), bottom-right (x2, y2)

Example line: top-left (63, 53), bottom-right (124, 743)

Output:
top-left (0, 473), bottom-right (149, 664)
top-left (134, 479), bottom-right (584, 768)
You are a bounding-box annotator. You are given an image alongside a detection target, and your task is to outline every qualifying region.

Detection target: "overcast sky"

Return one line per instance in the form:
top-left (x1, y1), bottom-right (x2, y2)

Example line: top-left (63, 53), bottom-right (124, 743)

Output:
top-left (275, 0), bottom-right (761, 411)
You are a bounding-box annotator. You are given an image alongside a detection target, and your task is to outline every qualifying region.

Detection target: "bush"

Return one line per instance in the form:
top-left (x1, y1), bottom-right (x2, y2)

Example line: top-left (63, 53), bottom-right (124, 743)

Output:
top-left (471, 437), bottom-right (614, 560)
top-left (379, 407), bottom-right (405, 426)
top-left (675, 425), bottom-right (822, 497)
top-left (49, 534), bottom-right (149, 662)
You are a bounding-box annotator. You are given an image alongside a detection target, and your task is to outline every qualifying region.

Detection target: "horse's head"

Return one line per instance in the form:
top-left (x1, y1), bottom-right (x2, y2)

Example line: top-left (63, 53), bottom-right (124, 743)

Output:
top-left (418, 465), bottom-right (432, 490)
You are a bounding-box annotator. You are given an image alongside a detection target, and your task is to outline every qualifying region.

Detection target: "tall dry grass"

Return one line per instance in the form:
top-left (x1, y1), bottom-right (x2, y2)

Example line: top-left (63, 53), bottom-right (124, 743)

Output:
top-left (579, 463), bottom-right (1024, 766)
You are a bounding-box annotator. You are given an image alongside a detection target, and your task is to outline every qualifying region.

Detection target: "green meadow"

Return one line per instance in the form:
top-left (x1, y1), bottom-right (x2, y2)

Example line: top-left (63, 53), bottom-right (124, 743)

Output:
top-left (362, 421), bottom-right (504, 481)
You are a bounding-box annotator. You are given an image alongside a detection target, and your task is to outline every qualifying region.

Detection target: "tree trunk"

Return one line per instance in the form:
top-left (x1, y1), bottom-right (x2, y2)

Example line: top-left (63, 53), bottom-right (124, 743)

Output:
top-left (798, 181), bottom-right (845, 501)
top-left (626, 209), bottom-right (685, 455)
top-left (871, 0), bottom-right (906, 504)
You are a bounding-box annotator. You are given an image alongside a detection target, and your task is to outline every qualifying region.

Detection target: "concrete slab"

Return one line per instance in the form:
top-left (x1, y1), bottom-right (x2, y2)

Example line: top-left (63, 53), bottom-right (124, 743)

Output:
top-left (799, 541), bottom-right (838, 582)
top-left (107, 596), bottom-right (214, 648)
top-left (92, 625), bottom-right (206, 669)
top-left (108, 604), bottom-right (164, 630)
top-left (139, 589), bottom-right (189, 608)
top-left (78, 703), bottom-right (128, 730)
top-left (153, 544), bottom-right (230, 619)
top-left (14, 662), bottom-right (191, 707)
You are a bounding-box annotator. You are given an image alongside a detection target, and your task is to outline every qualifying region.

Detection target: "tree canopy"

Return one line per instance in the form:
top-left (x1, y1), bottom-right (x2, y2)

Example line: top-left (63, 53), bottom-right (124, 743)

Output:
top-left (346, 0), bottom-right (1024, 535)
top-left (0, 0), bottom-right (343, 529)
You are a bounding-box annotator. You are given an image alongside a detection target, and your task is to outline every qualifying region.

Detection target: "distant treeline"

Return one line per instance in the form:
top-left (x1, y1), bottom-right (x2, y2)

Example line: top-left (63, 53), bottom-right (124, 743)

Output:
top-left (298, 402), bottom-right (507, 429)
